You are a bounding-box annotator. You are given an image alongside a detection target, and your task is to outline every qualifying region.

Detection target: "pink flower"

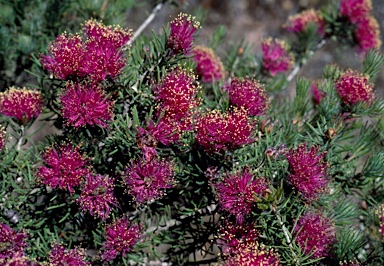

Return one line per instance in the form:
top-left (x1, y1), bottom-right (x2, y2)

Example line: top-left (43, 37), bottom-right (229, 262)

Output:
top-left (222, 243), bottom-right (280, 266)
top-left (41, 33), bottom-right (85, 80)
top-left (0, 253), bottom-right (38, 266)
top-left (139, 117), bottom-right (181, 146)
top-left (191, 45), bottom-right (225, 83)
top-left (340, 0), bottom-right (372, 23)
top-left (60, 82), bottom-right (114, 128)
top-left (0, 87), bottom-right (43, 125)
top-left (0, 223), bottom-right (28, 259)
top-left (48, 243), bottom-right (90, 266)
top-left (354, 16), bottom-right (381, 54)
top-left (214, 169), bottom-right (269, 224)
top-left (77, 174), bottom-right (117, 220)
top-left (167, 13), bottom-right (200, 54)
top-left (294, 212), bottom-right (336, 258)
top-left (285, 9), bottom-right (326, 36)
top-left (226, 77), bottom-right (269, 116)
top-left (335, 69), bottom-right (374, 105)
top-left (36, 144), bottom-right (90, 193)
top-left (286, 143), bottom-right (329, 201)
top-left (101, 217), bottom-right (142, 261)
top-left (310, 81), bottom-right (325, 105)
top-left (124, 154), bottom-right (175, 204)
top-left (262, 38), bottom-right (294, 76)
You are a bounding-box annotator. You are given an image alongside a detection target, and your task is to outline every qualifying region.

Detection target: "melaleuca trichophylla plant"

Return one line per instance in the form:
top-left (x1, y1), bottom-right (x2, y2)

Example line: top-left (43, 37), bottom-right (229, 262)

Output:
top-left (0, 0), bottom-right (383, 265)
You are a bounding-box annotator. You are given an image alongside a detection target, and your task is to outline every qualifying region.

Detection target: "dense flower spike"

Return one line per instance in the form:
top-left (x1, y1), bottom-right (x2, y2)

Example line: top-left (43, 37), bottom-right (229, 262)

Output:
top-left (286, 143), bottom-right (329, 201)
top-left (340, 0), bottom-right (372, 23)
top-left (36, 144), bottom-right (90, 193)
top-left (0, 253), bottom-right (38, 266)
top-left (262, 38), bottom-right (294, 76)
top-left (167, 13), bottom-right (200, 54)
top-left (0, 223), bottom-right (28, 259)
top-left (191, 45), bottom-right (225, 83)
top-left (124, 154), bottom-right (175, 204)
top-left (294, 212), bottom-right (336, 258)
top-left (226, 77), bottom-right (269, 116)
top-left (145, 118), bottom-right (181, 146)
top-left (335, 69), bottom-right (374, 105)
top-left (214, 169), bottom-right (269, 224)
top-left (77, 174), bottom-right (117, 220)
top-left (60, 82), bottom-right (114, 128)
top-left (285, 9), bottom-right (326, 36)
top-left (222, 243), bottom-right (280, 266)
top-left (48, 244), bottom-right (90, 266)
top-left (0, 87), bottom-right (43, 125)
top-left (354, 16), bottom-right (381, 54)
top-left (101, 217), bottom-right (142, 261)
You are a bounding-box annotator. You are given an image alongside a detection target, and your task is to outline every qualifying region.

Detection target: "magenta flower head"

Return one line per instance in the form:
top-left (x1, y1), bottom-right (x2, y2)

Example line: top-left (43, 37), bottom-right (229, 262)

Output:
top-left (310, 81), bottom-right (325, 105)
top-left (214, 169), bottom-right (269, 224)
top-left (0, 253), bottom-right (38, 266)
top-left (167, 13), bottom-right (200, 55)
top-left (222, 243), bottom-right (280, 266)
top-left (0, 87), bottom-right (43, 125)
top-left (0, 223), bottom-right (28, 259)
top-left (40, 33), bottom-right (84, 80)
top-left (294, 212), bottom-right (336, 258)
top-left (60, 82), bottom-right (114, 128)
top-left (335, 69), bottom-right (374, 105)
top-left (48, 243), bottom-right (90, 266)
top-left (340, 0), bottom-right (372, 23)
top-left (262, 38), bottom-right (294, 76)
top-left (285, 9), bottom-right (326, 36)
top-left (286, 143), bottom-right (329, 201)
top-left (36, 144), bottom-right (91, 193)
top-left (124, 154), bottom-right (175, 204)
top-left (191, 45), bottom-right (225, 83)
top-left (101, 217), bottom-right (142, 261)
top-left (226, 77), bottom-right (269, 116)
top-left (77, 174), bottom-right (117, 220)
top-left (354, 16), bottom-right (381, 54)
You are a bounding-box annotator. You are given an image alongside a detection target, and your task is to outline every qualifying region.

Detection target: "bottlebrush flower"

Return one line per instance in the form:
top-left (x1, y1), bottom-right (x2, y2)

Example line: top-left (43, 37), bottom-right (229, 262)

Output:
top-left (191, 45), bottom-right (225, 83)
top-left (0, 253), bottom-right (38, 266)
top-left (48, 244), bottom-right (90, 266)
top-left (0, 223), bottom-right (28, 259)
top-left (354, 16), bottom-right (381, 54)
top-left (40, 33), bottom-right (85, 80)
top-left (285, 9), bottom-right (326, 36)
top-left (60, 82), bottom-right (114, 128)
top-left (286, 143), bottom-right (329, 201)
top-left (335, 69), bottom-right (374, 105)
top-left (36, 144), bottom-right (91, 193)
top-left (293, 212), bottom-right (336, 258)
top-left (226, 77), bottom-right (269, 116)
top-left (138, 117), bottom-right (181, 146)
top-left (124, 155), bottom-right (175, 204)
top-left (0, 87), bottom-right (43, 125)
top-left (77, 174), bottom-right (117, 220)
top-left (101, 217), bottom-right (142, 261)
top-left (167, 13), bottom-right (200, 54)
top-left (214, 169), bottom-right (269, 224)
top-left (222, 243), bottom-right (280, 266)
top-left (310, 81), bottom-right (325, 105)
top-left (262, 38), bottom-right (294, 76)
top-left (340, 0), bottom-right (372, 23)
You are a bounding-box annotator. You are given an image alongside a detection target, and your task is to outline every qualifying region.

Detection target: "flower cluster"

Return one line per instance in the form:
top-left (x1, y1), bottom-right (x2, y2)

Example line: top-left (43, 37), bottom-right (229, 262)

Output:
top-left (335, 69), bottom-right (374, 105)
top-left (261, 38), bottom-right (294, 76)
top-left (60, 82), bottom-right (114, 128)
top-left (293, 212), bottom-right (336, 258)
top-left (0, 87), bottom-right (43, 125)
top-left (285, 9), bottom-right (326, 36)
top-left (214, 169), bottom-right (269, 223)
top-left (0, 253), bottom-right (38, 266)
top-left (191, 45), bottom-right (225, 83)
top-left (138, 118), bottom-right (180, 147)
top-left (47, 244), bottom-right (90, 266)
top-left (286, 143), bottom-right (329, 201)
top-left (0, 223), bottom-right (29, 260)
top-left (101, 217), bottom-right (142, 261)
top-left (226, 77), bottom-right (269, 116)
top-left (196, 108), bottom-right (255, 153)
top-left (36, 144), bottom-right (90, 193)
top-left (222, 243), bottom-right (280, 266)
top-left (340, 0), bottom-right (372, 23)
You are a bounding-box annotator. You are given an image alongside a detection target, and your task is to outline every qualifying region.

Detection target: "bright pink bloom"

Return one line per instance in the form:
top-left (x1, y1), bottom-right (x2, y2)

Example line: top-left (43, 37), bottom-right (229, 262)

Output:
top-left (41, 33), bottom-right (85, 80)
top-left (310, 81), bottom-right (325, 105)
top-left (101, 217), bottom-right (142, 261)
top-left (262, 38), bottom-right (294, 76)
top-left (226, 77), bottom-right (269, 116)
top-left (167, 13), bottom-right (200, 54)
top-left (335, 69), bottom-right (374, 105)
top-left (294, 212), bottom-right (336, 258)
top-left (191, 45), bottom-right (225, 83)
top-left (138, 117), bottom-right (181, 146)
top-left (222, 243), bottom-right (280, 266)
top-left (0, 223), bottom-right (28, 259)
top-left (354, 16), bottom-right (381, 54)
top-left (0, 253), bottom-right (38, 266)
top-left (48, 244), bottom-right (90, 266)
top-left (37, 144), bottom-right (90, 193)
top-left (214, 169), bottom-right (269, 224)
top-left (340, 0), bottom-right (372, 23)
top-left (77, 174), bottom-right (117, 220)
top-left (0, 87), bottom-right (43, 125)
top-left (60, 82), bottom-right (114, 128)
top-left (286, 9), bottom-right (326, 36)
top-left (286, 143), bottom-right (329, 201)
